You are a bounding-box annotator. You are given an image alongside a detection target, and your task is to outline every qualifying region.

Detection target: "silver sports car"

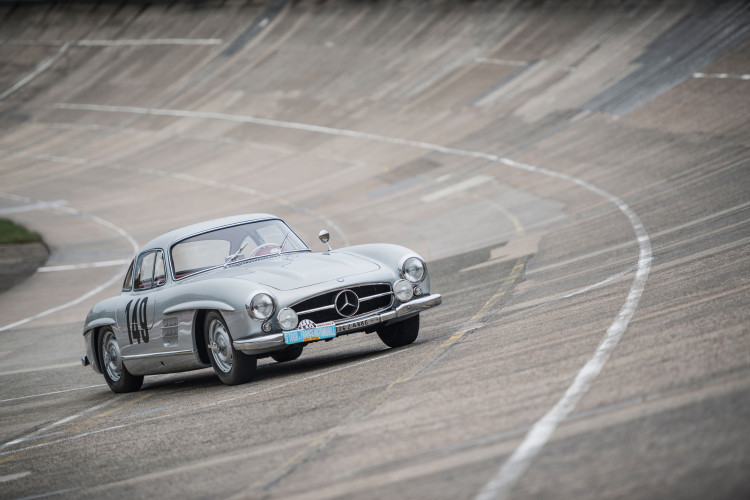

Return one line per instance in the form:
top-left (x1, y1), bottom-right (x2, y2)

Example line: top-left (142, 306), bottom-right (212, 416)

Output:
top-left (81, 214), bottom-right (442, 392)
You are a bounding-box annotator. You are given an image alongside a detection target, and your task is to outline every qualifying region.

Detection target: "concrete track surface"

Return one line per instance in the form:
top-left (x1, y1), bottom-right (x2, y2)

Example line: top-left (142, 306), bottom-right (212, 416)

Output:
top-left (0, 1), bottom-right (748, 498)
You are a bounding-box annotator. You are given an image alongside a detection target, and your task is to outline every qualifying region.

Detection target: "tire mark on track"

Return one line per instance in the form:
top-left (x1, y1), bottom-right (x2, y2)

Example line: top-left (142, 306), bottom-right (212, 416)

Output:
top-left (0, 394), bottom-right (150, 464)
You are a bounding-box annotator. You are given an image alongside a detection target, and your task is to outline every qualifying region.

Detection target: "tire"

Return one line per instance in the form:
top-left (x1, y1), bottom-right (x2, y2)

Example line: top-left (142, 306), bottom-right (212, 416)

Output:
top-left (271, 344), bottom-right (304, 363)
top-left (205, 311), bottom-right (256, 385)
top-left (99, 327), bottom-right (144, 393)
top-left (377, 314), bottom-right (420, 348)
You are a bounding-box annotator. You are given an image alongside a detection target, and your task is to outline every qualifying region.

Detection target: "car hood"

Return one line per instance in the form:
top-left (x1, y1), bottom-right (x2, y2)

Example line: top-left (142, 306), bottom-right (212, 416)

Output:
top-left (231, 252), bottom-right (381, 290)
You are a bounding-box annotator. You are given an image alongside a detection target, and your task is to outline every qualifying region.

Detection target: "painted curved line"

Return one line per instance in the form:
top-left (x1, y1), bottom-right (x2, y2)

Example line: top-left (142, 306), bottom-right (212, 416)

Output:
top-left (0, 149), bottom-right (351, 247)
top-left (0, 193), bottom-right (138, 333)
top-left (0, 43), bottom-right (70, 101)
top-left (49, 103), bottom-right (652, 496)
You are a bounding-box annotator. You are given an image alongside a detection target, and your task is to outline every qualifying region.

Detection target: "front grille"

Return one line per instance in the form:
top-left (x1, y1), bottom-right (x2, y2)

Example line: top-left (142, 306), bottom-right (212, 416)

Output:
top-left (292, 283), bottom-right (393, 324)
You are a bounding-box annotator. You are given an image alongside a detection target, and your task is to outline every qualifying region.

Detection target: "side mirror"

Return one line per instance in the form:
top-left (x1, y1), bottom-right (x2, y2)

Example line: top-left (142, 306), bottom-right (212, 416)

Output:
top-left (318, 230), bottom-right (332, 252)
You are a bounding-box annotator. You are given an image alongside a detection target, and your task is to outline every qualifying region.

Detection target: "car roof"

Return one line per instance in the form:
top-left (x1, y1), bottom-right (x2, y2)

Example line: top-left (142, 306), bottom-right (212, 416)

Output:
top-left (138, 213), bottom-right (279, 254)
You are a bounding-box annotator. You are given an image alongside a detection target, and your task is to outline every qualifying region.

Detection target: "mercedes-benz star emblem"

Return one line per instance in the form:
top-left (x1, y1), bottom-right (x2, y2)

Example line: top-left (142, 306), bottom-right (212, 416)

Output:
top-left (334, 289), bottom-right (360, 318)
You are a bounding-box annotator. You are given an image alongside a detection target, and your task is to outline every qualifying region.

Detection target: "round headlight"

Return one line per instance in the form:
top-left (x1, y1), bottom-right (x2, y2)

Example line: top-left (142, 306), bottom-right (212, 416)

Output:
top-left (248, 292), bottom-right (274, 320)
top-left (402, 257), bottom-right (425, 283)
top-left (277, 307), bottom-right (299, 331)
top-left (393, 279), bottom-right (414, 302)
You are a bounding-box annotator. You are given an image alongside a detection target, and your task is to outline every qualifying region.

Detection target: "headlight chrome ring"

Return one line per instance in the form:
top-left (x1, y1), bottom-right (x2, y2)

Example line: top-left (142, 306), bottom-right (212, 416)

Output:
top-left (393, 279), bottom-right (414, 302)
top-left (247, 292), bottom-right (275, 320)
top-left (402, 257), bottom-right (425, 283)
top-left (277, 307), bottom-right (299, 331)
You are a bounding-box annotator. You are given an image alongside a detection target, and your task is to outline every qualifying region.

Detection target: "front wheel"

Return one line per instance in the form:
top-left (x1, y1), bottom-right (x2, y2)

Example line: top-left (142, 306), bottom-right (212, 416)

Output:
top-left (377, 315), bottom-right (420, 348)
top-left (205, 311), bottom-right (256, 385)
top-left (99, 327), bottom-right (143, 393)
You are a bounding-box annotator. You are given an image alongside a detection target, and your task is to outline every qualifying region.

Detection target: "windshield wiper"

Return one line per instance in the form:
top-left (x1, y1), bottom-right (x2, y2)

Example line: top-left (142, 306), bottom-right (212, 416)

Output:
top-left (224, 239), bottom-right (251, 268)
top-left (278, 231), bottom-right (291, 254)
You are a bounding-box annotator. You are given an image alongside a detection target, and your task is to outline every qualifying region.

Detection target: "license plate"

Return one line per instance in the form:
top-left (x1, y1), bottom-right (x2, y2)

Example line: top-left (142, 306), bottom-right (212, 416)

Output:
top-left (283, 321), bottom-right (336, 345)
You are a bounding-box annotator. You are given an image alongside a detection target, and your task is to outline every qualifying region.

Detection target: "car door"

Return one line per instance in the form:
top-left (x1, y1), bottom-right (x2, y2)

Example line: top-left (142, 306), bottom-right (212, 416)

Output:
top-left (117, 249), bottom-right (164, 358)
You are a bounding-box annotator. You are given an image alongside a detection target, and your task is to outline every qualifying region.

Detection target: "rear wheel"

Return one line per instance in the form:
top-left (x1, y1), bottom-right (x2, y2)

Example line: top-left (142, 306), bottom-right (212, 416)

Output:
top-left (205, 311), bottom-right (256, 385)
top-left (99, 327), bottom-right (143, 393)
top-left (377, 315), bottom-right (420, 348)
top-left (271, 344), bottom-right (304, 363)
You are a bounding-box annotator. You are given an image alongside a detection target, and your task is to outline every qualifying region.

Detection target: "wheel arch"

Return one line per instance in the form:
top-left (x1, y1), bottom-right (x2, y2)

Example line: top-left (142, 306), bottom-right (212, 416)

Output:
top-left (193, 309), bottom-right (211, 365)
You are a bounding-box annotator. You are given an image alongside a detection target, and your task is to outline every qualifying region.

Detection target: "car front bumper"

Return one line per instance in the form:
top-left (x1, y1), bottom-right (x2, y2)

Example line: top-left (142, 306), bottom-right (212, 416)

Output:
top-left (233, 293), bottom-right (442, 355)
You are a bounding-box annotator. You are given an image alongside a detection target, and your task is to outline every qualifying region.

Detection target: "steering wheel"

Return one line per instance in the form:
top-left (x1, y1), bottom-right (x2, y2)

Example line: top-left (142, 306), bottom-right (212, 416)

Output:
top-left (249, 243), bottom-right (281, 257)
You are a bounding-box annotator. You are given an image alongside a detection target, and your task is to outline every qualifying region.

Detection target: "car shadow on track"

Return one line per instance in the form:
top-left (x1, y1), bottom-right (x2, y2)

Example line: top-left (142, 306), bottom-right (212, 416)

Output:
top-left (139, 344), bottom-right (402, 394)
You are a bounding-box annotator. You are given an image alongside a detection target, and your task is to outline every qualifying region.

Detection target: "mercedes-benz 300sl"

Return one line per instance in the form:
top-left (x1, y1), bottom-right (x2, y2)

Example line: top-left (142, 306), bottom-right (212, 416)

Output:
top-left (81, 214), bottom-right (441, 392)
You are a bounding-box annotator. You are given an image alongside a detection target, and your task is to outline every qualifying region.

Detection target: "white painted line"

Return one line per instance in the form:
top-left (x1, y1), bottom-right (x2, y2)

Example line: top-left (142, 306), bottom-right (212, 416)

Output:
top-left (0, 349), bottom-right (401, 457)
top-left (37, 259), bottom-right (130, 273)
top-left (693, 72), bottom-right (750, 80)
top-left (476, 58), bottom-right (528, 67)
top-left (0, 38), bottom-right (222, 101)
top-left (558, 264), bottom-right (637, 301)
top-left (46, 104), bottom-right (652, 497)
top-left (8, 39), bottom-right (224, 47)
top-left (1, 432), bottom-right (62, 446)
top-left (0, 471), bottom-right (31, 483)
top-left (0, 43), bottom-right (70, 101)
top-left (0, 193), bottom-right (138, 333)
top-left (0, 200), bottom-right (67, 215)
top-left (0, 269), bottom-right (124, 333)
top-left (1, 398), bottom-right (117, 450)
top-left (421, 175), bottom-right (493, 202)
top-left (0, 362), bottom-right (79, 377)
top-left (76, 38), bottom-right (223, 46)
top-left (475, 160), bottom-right (652, 500)
top-left (0, 148), bottom-right (350, 247)
top-left (0, 384), bottom-right (106, 404)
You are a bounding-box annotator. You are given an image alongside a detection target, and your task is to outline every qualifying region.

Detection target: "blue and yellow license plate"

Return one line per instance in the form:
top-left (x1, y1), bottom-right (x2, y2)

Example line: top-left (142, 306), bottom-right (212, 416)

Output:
top-left (283, 322), bottom-right (336, 345)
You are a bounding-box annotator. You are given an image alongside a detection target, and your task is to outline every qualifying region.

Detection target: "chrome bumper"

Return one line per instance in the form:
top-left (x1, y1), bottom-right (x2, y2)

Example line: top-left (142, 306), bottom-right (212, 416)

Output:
top-left (233, 293), bottom-right (442, 355)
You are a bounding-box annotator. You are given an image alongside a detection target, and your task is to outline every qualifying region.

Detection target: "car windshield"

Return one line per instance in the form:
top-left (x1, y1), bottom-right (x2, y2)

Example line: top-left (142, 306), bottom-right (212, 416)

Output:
top-left (171, 219), bottom-right (308, 279)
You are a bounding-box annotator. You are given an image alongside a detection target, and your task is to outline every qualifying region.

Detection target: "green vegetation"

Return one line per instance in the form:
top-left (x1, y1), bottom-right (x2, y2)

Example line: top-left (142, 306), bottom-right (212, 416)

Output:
top-left (0, 218), bottom-right (43, 245)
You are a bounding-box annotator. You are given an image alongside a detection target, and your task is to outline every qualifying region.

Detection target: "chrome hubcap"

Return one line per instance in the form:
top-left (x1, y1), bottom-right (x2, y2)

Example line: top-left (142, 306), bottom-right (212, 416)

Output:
top-left (102, 331), bottom-right (121, 382)
top-left (208, 319), bottom-right (232, 373)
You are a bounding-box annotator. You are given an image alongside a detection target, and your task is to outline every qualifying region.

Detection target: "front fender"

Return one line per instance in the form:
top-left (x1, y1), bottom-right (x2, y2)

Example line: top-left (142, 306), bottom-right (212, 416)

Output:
top-left (163, 300), bottom-right (235, 314)
top-left (339, 244), bottom-right (432, 293)
top-left (83, 317), bottom-right (116, 336)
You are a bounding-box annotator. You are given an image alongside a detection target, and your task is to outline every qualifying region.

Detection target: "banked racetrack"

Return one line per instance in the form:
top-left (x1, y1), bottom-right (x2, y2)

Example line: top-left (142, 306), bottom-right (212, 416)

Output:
top-left (0, 1), bottom-right (748, 498)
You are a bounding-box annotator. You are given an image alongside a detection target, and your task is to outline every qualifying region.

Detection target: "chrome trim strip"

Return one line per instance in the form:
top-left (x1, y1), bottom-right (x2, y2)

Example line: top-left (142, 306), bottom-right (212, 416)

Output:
top-left (233, 333), bottom-right (286, 354)
top-left (163, 301), bottom-right (235, 314)
top-left (295, 304), bottom-right (336, 315)
top-left (392, 293), bottom-right (442, 316)
top-left (358, 291), bottom-right (393, 302)
top-left (121, 349), bottom-right (194, 360)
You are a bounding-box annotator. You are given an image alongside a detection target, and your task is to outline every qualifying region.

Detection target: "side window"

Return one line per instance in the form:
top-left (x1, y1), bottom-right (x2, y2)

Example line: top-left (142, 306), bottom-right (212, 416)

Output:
top-left (154, 251), bottom-right (166, 287)
top-left (134, 252), bottom-right (156, 291)
top-left (122, 261), bottom-right (134, 291)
